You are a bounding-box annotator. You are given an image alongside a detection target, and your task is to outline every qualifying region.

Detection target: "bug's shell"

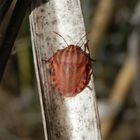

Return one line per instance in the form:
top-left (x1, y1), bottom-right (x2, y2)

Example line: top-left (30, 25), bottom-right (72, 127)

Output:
top-left (48, 45), bottom-right (92, 97)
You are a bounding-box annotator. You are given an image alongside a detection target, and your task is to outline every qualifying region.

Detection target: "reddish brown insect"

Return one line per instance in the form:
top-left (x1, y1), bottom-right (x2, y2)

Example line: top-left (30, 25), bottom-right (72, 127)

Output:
top-left (44, 32), bottom-right (94, 97)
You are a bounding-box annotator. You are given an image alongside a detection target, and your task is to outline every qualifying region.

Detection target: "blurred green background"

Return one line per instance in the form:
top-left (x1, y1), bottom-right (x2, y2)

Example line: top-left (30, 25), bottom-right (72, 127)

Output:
top-left (0, 0), bottom-right (140, 140)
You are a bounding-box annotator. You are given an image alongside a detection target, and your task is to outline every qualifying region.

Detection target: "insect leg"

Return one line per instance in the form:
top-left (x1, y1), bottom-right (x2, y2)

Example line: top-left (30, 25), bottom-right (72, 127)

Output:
top-left (87, 85), bottom-right (93, 90)
top-left (42, 57), bottom-right (53, 68)
top-left (90, 58), bottom-right (96, 62)
top-left (42, 57), bottom-right (49, 63)
top-left (84, 40), bottom-right (89, 52)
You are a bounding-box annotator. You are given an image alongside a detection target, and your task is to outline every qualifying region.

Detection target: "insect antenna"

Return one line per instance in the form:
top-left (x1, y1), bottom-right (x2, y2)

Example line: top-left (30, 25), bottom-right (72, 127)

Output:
top-left (53, 31), bottom-right (69, 47)
top-left (76, 32), bottom-right (89, 47)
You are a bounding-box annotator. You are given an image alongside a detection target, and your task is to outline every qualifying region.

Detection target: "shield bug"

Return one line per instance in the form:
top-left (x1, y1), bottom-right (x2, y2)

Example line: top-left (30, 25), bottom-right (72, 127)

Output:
top-left (43, 32), bottom-right (94, 97)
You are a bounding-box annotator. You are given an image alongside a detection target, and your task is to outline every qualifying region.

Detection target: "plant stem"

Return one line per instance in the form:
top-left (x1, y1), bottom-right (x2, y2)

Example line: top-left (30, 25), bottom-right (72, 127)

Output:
top-left (0, 0), bottom-right (32, 81)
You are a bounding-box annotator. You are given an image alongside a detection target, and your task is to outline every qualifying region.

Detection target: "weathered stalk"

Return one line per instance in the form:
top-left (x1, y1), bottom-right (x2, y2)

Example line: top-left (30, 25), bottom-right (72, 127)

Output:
top-left (29, 0), bottom-right (102, 140)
